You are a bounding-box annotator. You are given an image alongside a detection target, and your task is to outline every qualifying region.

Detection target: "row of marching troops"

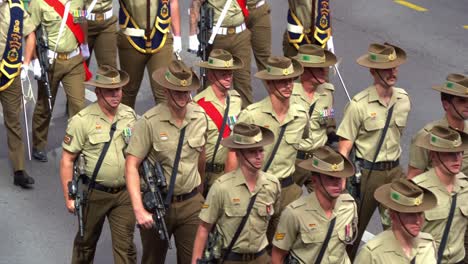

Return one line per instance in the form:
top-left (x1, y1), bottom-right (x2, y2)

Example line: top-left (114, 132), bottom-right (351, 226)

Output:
top-left (1, 0), bottom-right (467, 263)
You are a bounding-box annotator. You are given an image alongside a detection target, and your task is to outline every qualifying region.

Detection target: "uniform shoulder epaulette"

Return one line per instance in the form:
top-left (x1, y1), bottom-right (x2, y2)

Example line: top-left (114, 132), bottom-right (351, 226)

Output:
top-left (244, 101), bottom-right (261, 111)
top-left (142, 105), bottom-right (162, 119)
top-left (410, 173), bottom-right (429, 186)
top-left (264, 172), bottom-right (280, 185)
top-left (290, 196), bottom-right (307, 209)
top-left (418, 232), bottom-right (434, 241)
top-left (229, 89), bottom-right (241, 97)
top-left (119, 104), bottom-right (137, 118)
top-left (352, 89), bottom-right (369, 102)
top-left (365, 237), bottom-right (384, 251)
top-left (394, 87), bottom-right (409, 96)
top-left (318, 82), bottom-right (335, 92)
top-left (75, 105), bottom-right (94, 118)
top-left (293, 102), bottom-right (307, 113)
top-left (339, 193), bottom-right (355, 202)
top-left (190, 102), bottom-right (206, 114)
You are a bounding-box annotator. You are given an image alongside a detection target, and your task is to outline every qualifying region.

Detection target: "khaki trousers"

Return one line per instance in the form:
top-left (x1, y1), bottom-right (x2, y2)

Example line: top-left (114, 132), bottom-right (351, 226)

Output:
top-left (86, 16), bottom-right (118, 67)
top-left (267, 183), bottom-right (302, 243)
top-left (0, 76), bottom-right (25, 171)
top-left (118, 32), bottom-right (173, 108)
top-left (347, 165), bottom-right (404, 260)
top-left (246, 3), bottom-right (271, 72)
top-left (71, 189), bottom-right (137, 264)
top-left (212, 30), bottom-right (252, 108)
top-left (32, 54), bottom-right (85, 150)
top-left (140, 192), bottom-right (204, 264)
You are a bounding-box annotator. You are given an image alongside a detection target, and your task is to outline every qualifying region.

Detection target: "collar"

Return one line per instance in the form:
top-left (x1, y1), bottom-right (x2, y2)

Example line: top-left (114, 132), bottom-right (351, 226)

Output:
top-left (231, 168), bottom-right (269, 194)
top-left (367, 85), bottom-right (402, 106)
top-left (441, 115), bottom-right (468, 133)
top-left (292, 81), bottom-right (327, 104)
top-left (88, 102), bottom-right (124, 124)
top-left (304, 192), bottom-right (337, 221)
top-left (419, 168), bottom-right (468, 194)
top-left (261, 97), bottom-right (301, 124)
top-left (381, 230), bottom-right (416, 259)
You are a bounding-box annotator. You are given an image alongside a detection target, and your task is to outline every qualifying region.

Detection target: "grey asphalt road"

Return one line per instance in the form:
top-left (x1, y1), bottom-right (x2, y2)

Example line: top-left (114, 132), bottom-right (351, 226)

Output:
top-left (0, 0), bottom-right (467, 263)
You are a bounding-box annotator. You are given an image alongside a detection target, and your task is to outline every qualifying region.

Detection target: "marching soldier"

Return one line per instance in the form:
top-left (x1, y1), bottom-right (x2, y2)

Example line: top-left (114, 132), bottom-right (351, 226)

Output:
top-left (0, 0), bottom-right (36, 187)
top-left (246, 0), bottom-right (271, 71)
top-left (194, 49), bottom-right (244, 193)
top-left (125, 60), bottom-right (208, 264)
top-left (29, 0), bottom-right (90, 162)
top-left (337, 42), bottom-right (411, 259)
top-left (284, 0), bottom-right (332, 58)
top-left (272, 146), bottom-right (358, 264)
top-left (291, 44), bottom-right (338, 191)
top-left (407, 74), bottom-right (468, 264)
top-left (412, 125), bottom-right (468, 264)
top-left (189, 0), bottom-right (253, 107)
top-left (355, 178), bottom-right (437, 264)
top-left (60, 65), bottom-right (137, 263)
top-left (84, 0), bottom-right (119, 67)
top-left (118, 0), bottom-right (181, 108)
top-left (231, 56), bottom-right (311, 242)
top-left (192, 122), bottom-right (281, 264)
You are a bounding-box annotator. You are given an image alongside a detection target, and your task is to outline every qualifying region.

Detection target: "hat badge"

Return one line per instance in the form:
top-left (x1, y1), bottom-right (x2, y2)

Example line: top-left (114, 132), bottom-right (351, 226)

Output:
top-left (414, 197), bottom-right (422, 206)
top-left (388, 52), bottom-right (396, 61)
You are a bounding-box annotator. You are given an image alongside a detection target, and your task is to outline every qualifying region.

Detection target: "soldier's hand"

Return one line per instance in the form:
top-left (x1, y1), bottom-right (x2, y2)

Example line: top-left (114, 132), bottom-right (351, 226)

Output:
top-left (20, 64), bottom-right (29, 81)
top-left (173, 35), bottom-right (182, 54)
top-left (188, 35), bottom-right (200, 53)
top-left (66, 198), bottom-right (75, 214)
top-left (80, 43), bottom-right (90, 60)
top-left (327, 36), bottom-right (335, 53)
top-left (135, 209), bottom-right (154, 229)
top-left (31, 59), bottom-right (42, 79)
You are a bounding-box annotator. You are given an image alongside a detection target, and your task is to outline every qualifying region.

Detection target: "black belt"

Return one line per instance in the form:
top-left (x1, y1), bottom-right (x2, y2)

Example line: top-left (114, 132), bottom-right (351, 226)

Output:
top-left (296, 150), bottom-right (313, 160)
top-left (357, 158), bottom-right (400, 171)
top-left (206, 162), bottom-right (225, 173)
top-left (171, 189), bottom-right (198, 203)
top-left (82, 177), bottom-right (125, 194)
top-left (280, 176), bottom-right (294, 188)
top-left (224, 248), bottom-right (266, 261)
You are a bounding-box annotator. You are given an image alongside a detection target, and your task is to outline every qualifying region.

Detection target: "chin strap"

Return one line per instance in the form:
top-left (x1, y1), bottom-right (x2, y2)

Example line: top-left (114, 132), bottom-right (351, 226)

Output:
top-left (449, 100), bottom-right (466, 120)
top-left (436, 152), bottom-right (457, 175)
top-left (396, 213), bottom-right (417, 238)
top-left (271, 81), bottom-right (289, 100)
top-left (240, 150), bottom-right (262, 170)
top-left (376, 70), bottom-right (392, 88)
top-left (168, 90), bottom-right (189, 109)
top-left (310, 70), bottom-right (325, 85)
top-left (318, 174), bottom-right (335, 200)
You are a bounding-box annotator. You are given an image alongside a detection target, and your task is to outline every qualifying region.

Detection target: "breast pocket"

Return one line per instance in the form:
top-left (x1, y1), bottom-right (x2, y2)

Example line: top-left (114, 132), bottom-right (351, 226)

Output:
top-left (224, 205), bottom-right (247, 234)
top-left (88, 133), bottom-right (110, 151)
top-left (394, 112), bottom-right (409, 130)
top-left (459, 205), bottom-right (468, 218)
top-left (284, 133), bottom-right (300, 149)
top-left (300, 229), bottom-right (326, 247)
top-left (425, 207), bottom-right (448, 222)
top-left (187, 137), bottom-right (205, 153)
top-left (363, 118), bottom-right (385, 132)
top-left (43, 11), bottom-right (61, 22)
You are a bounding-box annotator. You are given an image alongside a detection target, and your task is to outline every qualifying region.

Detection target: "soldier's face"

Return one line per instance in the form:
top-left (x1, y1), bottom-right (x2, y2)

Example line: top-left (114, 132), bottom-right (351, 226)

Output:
top-left (209, 70), bottom-right (233, 90)
top-left (445, 96), bottom-right (468, 120)
top-left (166, 89), bottom-right (191, 109)
top-left (97, 88), bottom-right (122, 108)
top-left (239, 147), bottom-right (264, 170)
top-left (268, 78), bottom-right (294, 99)
top-left (303, 67), bottom-right (327, 85)
top-left (432, 151), bottom-right (463, 175)
top-left (394, 212), bottom-right (424, 237)
top-left (373, 67), bottom-right (398, 87)
top-left (317, 174), bottom-right (344, 198)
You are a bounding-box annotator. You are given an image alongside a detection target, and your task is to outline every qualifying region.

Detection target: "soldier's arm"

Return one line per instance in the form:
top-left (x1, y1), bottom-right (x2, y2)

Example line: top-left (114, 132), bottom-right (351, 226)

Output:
top-left (271, 247), bottom-right (289, 264)
top-left (23, 32), bottom-right (36, 65)
top-left (189, 0), bottom-right (204, 35)
top-left (338, 139), bottom-right (353, 158)
top-left (198, 146), bottom-right (206, 194)
top-left (337, 101), bottom-right (361, 158)
top-left (407, 166), bottom-right (424, 179)
top-left (60, 149), bottom-right (79, 213)
top-left (191, 221), bottom-right (213, 264)
top-left (170, 0), bottom-right (181, 36)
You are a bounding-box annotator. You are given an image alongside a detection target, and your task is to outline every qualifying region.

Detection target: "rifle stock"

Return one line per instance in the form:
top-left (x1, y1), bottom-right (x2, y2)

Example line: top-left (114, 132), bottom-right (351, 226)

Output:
top-left (196, 2), bottom-right (214, 89)
top-left (68, 154), bottom-right (87, 238)
top-left (35, 25), bottom-right (53, 110)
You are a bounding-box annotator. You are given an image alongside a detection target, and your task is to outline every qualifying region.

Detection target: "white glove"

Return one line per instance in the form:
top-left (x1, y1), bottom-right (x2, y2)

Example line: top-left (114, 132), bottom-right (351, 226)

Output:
top-left (32, 58), bottom-right (42, 80)
top-left (173, 36), bottom-right (182, 53)
top-left (188, 35), bottom-right (199, 53)
top-left (20, 64), bottom-right (29, 81)
top-left (326, 36), bottom-right (335, 53)
top-left (80, 43), bottom-right (90, 60)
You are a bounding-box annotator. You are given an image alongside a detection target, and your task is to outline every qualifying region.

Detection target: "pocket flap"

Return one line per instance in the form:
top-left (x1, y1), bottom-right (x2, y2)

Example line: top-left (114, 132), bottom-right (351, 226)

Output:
top-left (364, 118), bottom-right (385, 131)
top-left (89, 133), bottom-right (110, 144)
top-left (300, 229), bottom-right (326, 244)
top-left (225, 206), bottom-right (247, 217)
top-left (44, 11), bottom-right (61, 21)
top-left (459, 206), bottom-right (468, 216)
top-left (425, 207), bottom-right (448, 221)
top-left (285, 133), bottom-right (300, 144)
top-left (188, 137), bottom-right (205, 148)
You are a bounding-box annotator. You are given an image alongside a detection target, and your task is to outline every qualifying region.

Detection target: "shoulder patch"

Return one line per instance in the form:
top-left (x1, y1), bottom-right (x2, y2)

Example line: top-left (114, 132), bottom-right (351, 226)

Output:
top-left (63, 133), bottom-right (73, 145)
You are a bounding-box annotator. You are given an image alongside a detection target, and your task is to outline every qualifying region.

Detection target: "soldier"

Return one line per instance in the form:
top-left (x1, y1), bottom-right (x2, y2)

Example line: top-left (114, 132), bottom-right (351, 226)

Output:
top-left (84, 0), bottom-right (119, 67)
top-left (407, 74), bottom-right (468, 264)
top-left (29, 0), bottom-right (90, 162)
top-left (412, 125), bottom-right (468, 264)
top-left (0, 0), bottom-right (36, 187)
top-left (194, 49), bottom-right (244, 193)
top-left (189, 0), bottom-right (253, 107)
top-left (271, 146), bottom-right (358, 264)
top-left (291, 44), bottom-right (338, 191)
top-left (245, 0), bottom-right (271, 71)
top-left (337, 42), bottom-right (411, 258)
top-left (355, 178), bottom-right (438, 264)
top-left (118, 0), bottom-right (181, 108)
top-left (59, 65), bottom-right (137, 263)
top-left (191, 122), bottom-right (280, 264)
top-left (230, 56), bottom-right (311, 242)
top-left (284, 0), bottom-right (332, 58)
top-left (125, 60), bottom-right (208, 264)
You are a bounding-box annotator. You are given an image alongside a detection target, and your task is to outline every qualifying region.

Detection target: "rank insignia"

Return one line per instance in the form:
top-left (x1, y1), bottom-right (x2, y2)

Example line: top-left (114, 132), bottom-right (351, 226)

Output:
top-left (275, 233), bottom-right (285, 241)
top-left (232, 198), bottom-right (241, 203)
top-left (370, 112), bottom-right (377, 119)
top-left (309, 223), bottom-right (316, 228)
top-left (202, 204), bottom-right (209, 209)
top-left (160, 132), bottom-right (168, 141)
top-left (63, 133), bottom-right (73, 145)
top-left (96, 123), bottom-right (102, 131)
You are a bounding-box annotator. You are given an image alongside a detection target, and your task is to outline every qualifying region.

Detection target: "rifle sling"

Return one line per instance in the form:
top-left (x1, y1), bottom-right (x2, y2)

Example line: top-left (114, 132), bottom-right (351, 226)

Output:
top-left (263, 124), bottom-right (287, 172)
top-left (308, 102), bottom-right (317, 117)
top-left (314, 217), bottom-right (336, 264)
top-left (89, 122), bottom-right (117, 189)
top-left (221, 193), bottom-right (258, 263)
top-left (437, 193), bottom-right (457, 264)
top-left (211, 95), bottom-right (230, 165)
top-left (164, 126), bottom-right (187, 208)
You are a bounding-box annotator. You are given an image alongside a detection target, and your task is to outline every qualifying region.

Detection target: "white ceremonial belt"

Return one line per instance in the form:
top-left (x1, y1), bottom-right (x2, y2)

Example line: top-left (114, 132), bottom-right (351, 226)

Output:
top-left (287, 23), bottom-right (304, 34)
top-left (122, 27), bottom-right (146, 37)
top-left (47, 47), bottom-right (80, 60)
top-left (216, 23), bottom-right (247, 35)
top-left (87, 9), bottom-right (114, 21)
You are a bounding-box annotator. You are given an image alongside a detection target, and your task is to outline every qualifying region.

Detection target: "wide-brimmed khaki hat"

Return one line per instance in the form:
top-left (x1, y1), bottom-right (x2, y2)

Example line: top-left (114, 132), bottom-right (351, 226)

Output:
top-left (83, 65), bottom-right (129, 89)
top-left (196, 49), bottom-right (244, 70)
top-left (221, 122), bottom-right (274, 149)
top-left (255, 56), bottom-right (304, 80)
top-left (356, 43), bottom-right (407, 69)
top-left (375, 178), bottom-right (437, 213)
top-left (293, 44), bottom-right (337, 68)
top-left (298, 146), bottom-right (355, 178)
top-left (152, 60), bottom-right (200, 91)
top-left (415, 125), bottom-right (468, 152)
top-left (432, 73), bottom-right (468, 98)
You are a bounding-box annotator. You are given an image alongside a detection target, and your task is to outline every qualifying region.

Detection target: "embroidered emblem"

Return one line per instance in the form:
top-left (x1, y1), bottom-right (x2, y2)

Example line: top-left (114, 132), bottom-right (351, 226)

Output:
top-left (275, 233), bottom-right (285, 241)
top-left (232, 198), bottom-right (241, 203)
top-left (309, 223), bottom-right (316, 228)
top-left (370, 112), bottom-right (377, 119)
top-left (202, 204), bottom-right (209, 209)
top-left (160, 132), bottom-right (168, 141)
top-left (63, 133), bottom-right (73, 145)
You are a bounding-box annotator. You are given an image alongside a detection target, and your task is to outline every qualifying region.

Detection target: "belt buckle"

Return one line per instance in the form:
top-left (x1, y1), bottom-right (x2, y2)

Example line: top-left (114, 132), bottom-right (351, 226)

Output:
top-left (57, 53), bottom-right (68, 60)
top-left (227, 27), bottom-right (236, 34)
top-left (95, 13), bottom-right (104, 21)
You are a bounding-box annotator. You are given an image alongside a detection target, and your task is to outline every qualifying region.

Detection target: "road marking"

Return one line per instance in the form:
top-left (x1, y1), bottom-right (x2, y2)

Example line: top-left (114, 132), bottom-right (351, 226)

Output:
top-left (394, 0), bottom-right (428, 12)
top-left (463, 25), bottom-right (468, 29)
top-left (362, 231), bottom-right (376, 243)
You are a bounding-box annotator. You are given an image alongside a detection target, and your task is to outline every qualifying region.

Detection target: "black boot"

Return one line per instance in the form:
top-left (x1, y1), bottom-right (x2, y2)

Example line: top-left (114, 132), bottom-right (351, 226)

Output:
top-left (32, 148), bottom-right (48, 162)
top-left (14, 170), bottom-right (35, 188)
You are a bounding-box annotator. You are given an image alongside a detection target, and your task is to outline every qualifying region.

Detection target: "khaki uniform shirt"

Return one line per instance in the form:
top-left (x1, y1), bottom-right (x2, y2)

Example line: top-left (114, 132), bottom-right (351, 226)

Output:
top-left (0, 2), bottom-right (35, 57)
top-left (85, 0), bottom-right (112, 13)
top-left (336, 85), bottom-right (411, 162)
top-left (29, 0), bottom-right (84, 52)
top-left (291, 82), bottom-right (335, 151)
top-left (409, 117), bottom-right (468, 174)
top-left (288, 0), bottom-right (318, 30)
top-left (199, 168), bottom-right (281, 253)
top-left (207, 0), bottom-right (244, 27)
top-left (412, 169), bottom-right (468, 263)
top-left (62, 103), bottom-right (137, 187)
top-left (194, 87), bottom-right (242, 164)
top-left (120, 0), bottom-right (159, 28)
top-left (126, 102), bottom-right (208, 195)
top-left (355, 230), bottom-right (437, 264)
top-left (238, 97), bottom-right (309, 179)
top-left (273, 193), bottom-right (357, 264)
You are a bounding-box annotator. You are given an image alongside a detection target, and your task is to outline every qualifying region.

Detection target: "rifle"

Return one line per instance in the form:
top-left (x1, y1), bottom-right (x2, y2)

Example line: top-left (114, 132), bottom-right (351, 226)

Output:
top-left (35, 25), bottom-right (53, 110)
top-left (68, 154), bottom-right (87, 238)
top-left (139, 159), bottom-right (172, 248)
top-left (197, 228), bottom-right (222, 264)
top-left (196, 2), bottom-right (213, 89)
top-left (346, 150), bottom-right (361, 203)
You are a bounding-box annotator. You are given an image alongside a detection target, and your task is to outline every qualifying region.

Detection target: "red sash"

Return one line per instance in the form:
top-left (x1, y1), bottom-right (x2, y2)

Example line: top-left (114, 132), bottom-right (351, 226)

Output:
top-left (197, 98), bottom-right (231, 138)
top-left (42, 0), bottom-right (92, 81)
top-left (236, 0), bottom-right (249, 18)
